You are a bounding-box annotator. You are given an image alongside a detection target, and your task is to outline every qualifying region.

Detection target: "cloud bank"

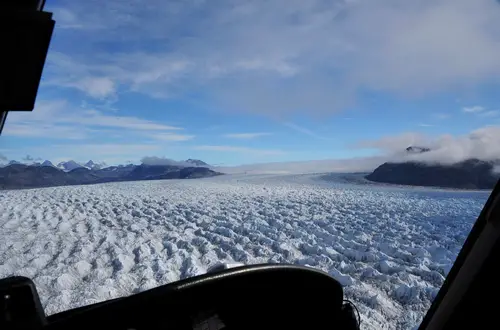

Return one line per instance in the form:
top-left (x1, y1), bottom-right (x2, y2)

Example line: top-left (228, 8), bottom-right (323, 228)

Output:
top-left (216, 157), bottom-right (386, 175)
top-left (356, 125), bottom-right (500, 165)
top-left (222, 125), bottom-right (500, 174)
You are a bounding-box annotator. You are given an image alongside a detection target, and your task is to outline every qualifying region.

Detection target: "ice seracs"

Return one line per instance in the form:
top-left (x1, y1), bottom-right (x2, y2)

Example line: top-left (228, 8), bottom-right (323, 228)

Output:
top-left (0, 173), bottom-right (487, 329)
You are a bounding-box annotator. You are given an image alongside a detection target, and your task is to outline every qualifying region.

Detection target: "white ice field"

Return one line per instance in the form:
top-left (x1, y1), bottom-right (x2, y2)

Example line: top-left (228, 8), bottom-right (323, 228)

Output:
top-left (0, 173), bottom-right (489, 329)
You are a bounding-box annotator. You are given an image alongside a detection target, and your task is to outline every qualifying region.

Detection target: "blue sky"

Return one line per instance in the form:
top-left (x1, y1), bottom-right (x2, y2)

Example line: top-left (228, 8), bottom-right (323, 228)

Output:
top-left (1, 0), bottom-right (500, 166)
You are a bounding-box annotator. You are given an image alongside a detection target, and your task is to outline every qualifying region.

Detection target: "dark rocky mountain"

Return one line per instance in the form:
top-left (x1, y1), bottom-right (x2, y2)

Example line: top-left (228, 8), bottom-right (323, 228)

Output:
top-left (124, 165), bottom-right (220, 180)
top-left (0, 165), bottom-right (101, 189)
top-left (405, 146), bottom-right (431, 154)
top-left (0, 164), bottom-right (67, 189)
top-left (92, 165), bottom-right (136, 179)
top-left (185, 159), bottom-right (210, 167)
top-left (179, 167), bottom-right (219, 179)
top-left (366, 158), bottom-right (500, 189)
top-left (0, 163), bottom-right (222, 190)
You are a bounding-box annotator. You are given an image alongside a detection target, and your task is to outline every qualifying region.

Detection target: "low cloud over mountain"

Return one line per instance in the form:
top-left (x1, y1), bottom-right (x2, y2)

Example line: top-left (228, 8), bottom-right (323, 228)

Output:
top-left (356, 126), bottom-right (500, 165)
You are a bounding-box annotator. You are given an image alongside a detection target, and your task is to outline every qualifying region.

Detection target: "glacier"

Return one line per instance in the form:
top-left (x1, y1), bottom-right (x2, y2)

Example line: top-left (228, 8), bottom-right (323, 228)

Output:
top-left (0, 173), bottom-right (489, 329)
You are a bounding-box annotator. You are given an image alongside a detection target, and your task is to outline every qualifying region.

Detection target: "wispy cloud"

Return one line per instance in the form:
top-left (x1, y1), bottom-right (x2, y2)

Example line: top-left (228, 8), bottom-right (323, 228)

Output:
top-left (284, 122), bottom-right (328, 140)
top-left (140, 156), bottom-right (186, 166)
top-left (52, 7), bottom-right (87, 29)
top-left (223, 132), bottom-right (271, 139)
top-left (217, 157), bottom-right (386, 174)
top-left (22, 155), bottom-right (35, 162)
top-left (39, 143), bottom-right (162, 164)
top-left (3, 122), bottom-right (92, 139)
top-left (45, 51), bottom-right (193, 100)
top-left (354, 133), bottom-right (428, 153)
top-left (5, 99), bottom-right (184, 140)
top-left (75, 110), bottom-right (181, 131)
top-left (205, 125), bottom-right (224, 131)
top-left (432, 113), bottom-right (450, 120)
top-left (479, 110), bottom-right (500, 118)
top-left (462, 105), bottom-right (485, 113)
top-left (51, 143), bottom-right (161, 155)
top-left (193, 145), bottom-right (285, 156)
top-left (44, 0), bottom-right (500, 115)
top-left (0, 153), bottom-right (7, 161)
top-left (146, 132), bottom-right (195, 141)
top-left (418, 123), bottom-right (434, 127)
top-left (72, 77), bottom-right (116, 99)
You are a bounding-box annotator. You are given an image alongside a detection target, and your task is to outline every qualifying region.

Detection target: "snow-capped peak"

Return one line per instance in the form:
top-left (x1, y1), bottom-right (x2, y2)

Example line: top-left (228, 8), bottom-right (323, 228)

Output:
top-left (57, 160), bottom-right (84, 172)
top-left (84, 160), bottom-right (107, 170)
top-left (41, 160), bottom-right (56, 168)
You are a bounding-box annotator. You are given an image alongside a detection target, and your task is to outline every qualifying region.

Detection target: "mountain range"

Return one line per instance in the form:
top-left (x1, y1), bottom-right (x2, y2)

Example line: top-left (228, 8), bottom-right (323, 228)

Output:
top-left (0, 159), bottom-right (220, 190)
top-left (2, 159), bottom-right (107, 171)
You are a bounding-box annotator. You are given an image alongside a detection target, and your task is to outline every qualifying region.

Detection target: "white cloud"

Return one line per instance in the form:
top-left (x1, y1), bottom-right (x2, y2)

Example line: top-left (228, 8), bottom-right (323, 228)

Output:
top-left (51, 143), bottom-right (161, 155)
top-left (432, 113), bottom-right (451, 120)
top-left (74, 77), bottom-right (116, 99)
top-left (3, 99), bottom-right (194, 162)
top-left (355, 132), bottom-right (430, 153)
top-left (463, 105), bottom-right (485, 113)
top-left (418, 123), bottom-right (434, 127)
top-left (223, 133), bottom-right (271, 139)
top-left (52, 7), bottom-right (86, 29)
top-left (147, 133), bottom-right (195, 141)
top-left (3, 122), bottom-right (90, 139)
top-left (45, 52), bottom-right (193, 99)
top-left (5, 100), bottom-right (183, 140)
top-left (43, 0), bottom-right (500, 115)
top-left (193, 145), bottom-right (285, 156)
top-left (39, 143), bottom-right (162, 164)
top-left (480, 110), bottom-right (500, 118)
top-left (76, 110), bottom-right (181, 131)
top-left (284, 122), bottom-right (328, 140)
top-left (216, 156), bottom-right (385, 174)
top-left (355, 125), bottom-right (500, 164)
top-left (22, 155), bottom-right (36, 162)
top-left (140, 156), bottom-right (188, 166)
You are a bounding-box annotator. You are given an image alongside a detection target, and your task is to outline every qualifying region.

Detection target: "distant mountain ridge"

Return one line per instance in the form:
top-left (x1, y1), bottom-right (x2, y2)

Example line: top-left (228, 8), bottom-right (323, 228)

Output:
top-left (0, 158), bottom-right (220, 189)
top-left (366, 146), bottom-right (500, 189)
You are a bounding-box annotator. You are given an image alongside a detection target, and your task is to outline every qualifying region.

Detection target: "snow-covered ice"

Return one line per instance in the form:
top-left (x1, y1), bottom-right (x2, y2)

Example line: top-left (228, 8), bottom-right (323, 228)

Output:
top-left (0, 173), bottom-right (489, 329)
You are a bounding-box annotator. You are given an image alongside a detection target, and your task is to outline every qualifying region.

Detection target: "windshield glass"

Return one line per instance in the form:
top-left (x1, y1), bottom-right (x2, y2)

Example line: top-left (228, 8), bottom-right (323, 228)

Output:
top-left (0, 0), bottom-right (498, 329)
